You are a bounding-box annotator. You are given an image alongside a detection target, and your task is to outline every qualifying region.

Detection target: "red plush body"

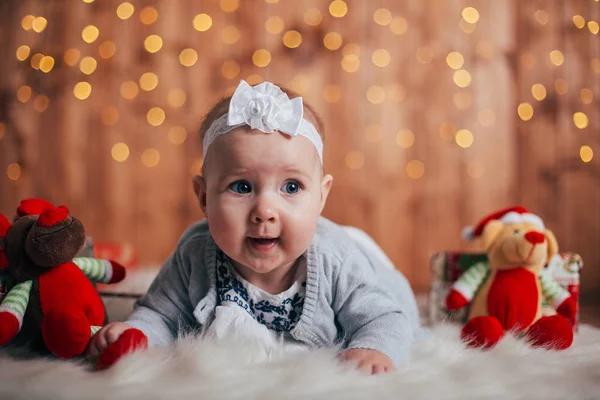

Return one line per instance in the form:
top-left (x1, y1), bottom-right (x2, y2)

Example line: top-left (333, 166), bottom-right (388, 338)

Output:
top-left (39, 262), bottom-right (106, 357)
top-left (487, 268), bottom-right (539, 331)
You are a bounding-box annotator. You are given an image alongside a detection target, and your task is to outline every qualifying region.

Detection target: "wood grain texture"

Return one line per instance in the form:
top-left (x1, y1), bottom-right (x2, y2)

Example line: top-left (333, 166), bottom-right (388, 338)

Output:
top-left (0, 0), bottom-right (598, 294)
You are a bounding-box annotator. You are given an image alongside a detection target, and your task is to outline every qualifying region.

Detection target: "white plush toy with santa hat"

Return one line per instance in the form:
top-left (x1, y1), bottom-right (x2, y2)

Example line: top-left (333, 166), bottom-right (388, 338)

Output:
top-left (446, 206), bottom-right (577, 349)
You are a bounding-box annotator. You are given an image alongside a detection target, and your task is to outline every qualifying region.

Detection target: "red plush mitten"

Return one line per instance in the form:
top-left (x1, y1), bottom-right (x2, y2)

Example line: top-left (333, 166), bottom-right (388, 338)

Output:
top-left (445, 289), bottom-right (469, 310)
top-left (556, 297), bottom-right (577, 325)
top-left (95, 328), bottom-right (148, 370)
top-left (108, 261), bottom-right (126, 283)
top-left (0, 312), bottom-right (20, 345)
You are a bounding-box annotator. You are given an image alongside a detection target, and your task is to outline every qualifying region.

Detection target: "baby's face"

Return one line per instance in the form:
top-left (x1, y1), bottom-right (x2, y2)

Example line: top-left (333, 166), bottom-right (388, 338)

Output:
top-left (196, 126), bottom-right (332, 276)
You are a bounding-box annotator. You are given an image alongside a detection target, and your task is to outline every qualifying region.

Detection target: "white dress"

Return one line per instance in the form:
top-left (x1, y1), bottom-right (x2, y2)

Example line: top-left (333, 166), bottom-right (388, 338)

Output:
top-left (205, 250), bottom-right (309, 357)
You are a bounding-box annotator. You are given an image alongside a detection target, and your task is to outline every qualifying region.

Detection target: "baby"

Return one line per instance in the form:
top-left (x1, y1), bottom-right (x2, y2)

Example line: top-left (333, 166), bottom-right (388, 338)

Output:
top-left (89, 80), bottom-right (422, 374)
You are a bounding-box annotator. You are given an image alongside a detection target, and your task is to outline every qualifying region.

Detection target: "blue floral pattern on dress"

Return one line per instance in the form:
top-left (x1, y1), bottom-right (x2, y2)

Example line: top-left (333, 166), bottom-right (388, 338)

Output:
top-left (215, 249), bottom-right (305, 332)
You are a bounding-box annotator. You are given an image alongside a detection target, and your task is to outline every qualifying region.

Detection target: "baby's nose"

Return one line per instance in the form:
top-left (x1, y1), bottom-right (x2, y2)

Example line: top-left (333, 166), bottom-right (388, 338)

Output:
top-left (524, 231), bottom-right (545, 245)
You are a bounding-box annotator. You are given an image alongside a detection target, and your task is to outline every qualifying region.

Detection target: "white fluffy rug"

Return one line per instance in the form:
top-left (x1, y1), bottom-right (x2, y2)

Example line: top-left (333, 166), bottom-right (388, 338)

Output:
top-left (1, 324), bottom-right (599, 400)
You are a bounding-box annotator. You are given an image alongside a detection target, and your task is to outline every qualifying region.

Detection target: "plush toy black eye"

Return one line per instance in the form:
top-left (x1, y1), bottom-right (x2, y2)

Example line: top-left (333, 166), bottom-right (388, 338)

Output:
top-left (514, 229), bottom-right (520, 234)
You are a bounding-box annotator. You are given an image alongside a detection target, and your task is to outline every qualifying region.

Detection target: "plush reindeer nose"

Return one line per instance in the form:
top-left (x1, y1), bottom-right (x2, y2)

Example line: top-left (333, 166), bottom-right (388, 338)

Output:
top-left (525, 231), bottom-right (545, 245)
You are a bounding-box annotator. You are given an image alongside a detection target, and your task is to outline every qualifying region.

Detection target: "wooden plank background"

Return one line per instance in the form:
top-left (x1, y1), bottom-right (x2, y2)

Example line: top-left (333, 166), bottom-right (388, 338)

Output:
top-left (0, 0), bottom-right (598, 295)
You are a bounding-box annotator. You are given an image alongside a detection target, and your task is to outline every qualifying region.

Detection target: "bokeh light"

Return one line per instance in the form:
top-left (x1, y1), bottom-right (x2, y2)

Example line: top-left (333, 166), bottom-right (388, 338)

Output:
top-left (111, 143), bottom-right (130, 162)
top-left (139, 72), bottom-right (159, 91)
top-left (147, 107), bottom-right (166, 126)
top-left (373, 8), bottom-right (392, 25)
top-left (82, 25), bottom-right (100, 43)
top-left (345, 151), bottom-right (364, 170)
top-left (455, 129), bottom-right (474, 148)
top-left (580, 145), bottom-right (593, 163)
top-left (74, 82), bottom-right (92, 100)
top-left (252, 49), bottom-right (272, 67)
top-left (531, 83), bottom-right (547, 101)
top-left (79, 56), bottom-right (97, 75)
top-left (168, 126), bottom-right (187, 145)
top-left (6, 163), bottom-right (22, 181)
top-left (324, 32), bottom-right (343, 50)
top-left (116, 2), bottom-right (135, 20)
top-left (446, 52), bottom-right (464, 69)
top-left (120, 80), bottom-right (139, 99)
top-left (366, 85), bottom-right (385, 104)
top-left (101, 107), bottom-right (119, 126)
top-left (396, 129), bottom-right (415, 149)
top-left (573, 112), bottom-right (589, 129)
top-left (221, 60), bottom-right (240, 79)
top-left (329, 0), bottom-right (348, 18)
top-left (140, 7), bottom-right (158, 25)
top-left (453, 69), bottom-right (472, 87)
top-left (304, 8), bottom-right (322, 26)
top-left (406, 160), bottom-right (425, 179)
top-left (372, 49), bottom-right (391, 67)
top-left (141, 149), bottom-right (160, 167)
top-left (98, 41), bottom-right (116, 59)
top-left (168, 89), bottom-right (187, 107)
top-left (517, 102), bottom-right (534, 121)
top-left (179, 48), bottom-right (198, 67)
top-left (283, 30), bottom-right (303, 48)
top-left (265, 16), bottom-right (284, 34)
top-left (144, 34), bottom-right (163, 53)
top-left (193, 14), bottom-right (212, 31)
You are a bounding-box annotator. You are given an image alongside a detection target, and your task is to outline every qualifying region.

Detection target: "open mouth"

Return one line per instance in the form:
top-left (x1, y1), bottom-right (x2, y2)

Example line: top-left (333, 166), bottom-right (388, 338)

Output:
top-left (247, 237), bottom-right (279, 252)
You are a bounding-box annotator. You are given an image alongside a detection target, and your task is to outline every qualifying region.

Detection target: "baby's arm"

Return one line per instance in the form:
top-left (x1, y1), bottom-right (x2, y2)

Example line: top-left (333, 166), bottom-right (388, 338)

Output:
top-left (125, 250), bottom-right (196, 346)
top-left (332, 248), bottom-right (414, 370)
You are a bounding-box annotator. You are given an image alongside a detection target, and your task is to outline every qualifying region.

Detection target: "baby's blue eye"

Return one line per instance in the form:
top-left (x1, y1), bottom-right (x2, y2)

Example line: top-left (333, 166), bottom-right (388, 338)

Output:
top-left (229, 181), bottom-right (252, 194)
top-left (283, 181), bottom-right (301, 194)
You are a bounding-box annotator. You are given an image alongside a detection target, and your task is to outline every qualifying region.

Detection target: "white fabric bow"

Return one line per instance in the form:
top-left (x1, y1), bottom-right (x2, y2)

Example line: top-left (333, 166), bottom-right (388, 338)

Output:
top-left (228, 80), bottom-right (304, 135)
top-left (202, 80), bottom-right (324, 163)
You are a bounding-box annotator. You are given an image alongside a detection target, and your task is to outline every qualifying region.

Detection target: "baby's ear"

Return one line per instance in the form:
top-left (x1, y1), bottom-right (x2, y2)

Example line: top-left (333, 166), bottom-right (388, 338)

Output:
top-left (192, 175), bottom-right (208, 215)
top-left (319, 174), bottom-right (333, 213)
top-left (481, 220), bottom-right (504, 252)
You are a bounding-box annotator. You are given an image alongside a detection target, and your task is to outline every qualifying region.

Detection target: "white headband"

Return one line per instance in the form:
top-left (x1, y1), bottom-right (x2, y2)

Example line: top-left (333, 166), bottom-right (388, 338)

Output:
top-left (202, 80), bottom-right (324, 163)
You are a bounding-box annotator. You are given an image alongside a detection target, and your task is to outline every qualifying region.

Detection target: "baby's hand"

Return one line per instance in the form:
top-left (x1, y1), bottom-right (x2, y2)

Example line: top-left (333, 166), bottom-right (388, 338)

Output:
top-left (87, 322), bottom-right (133, 360)
top-left (338, 348), bottom-right (394, 375)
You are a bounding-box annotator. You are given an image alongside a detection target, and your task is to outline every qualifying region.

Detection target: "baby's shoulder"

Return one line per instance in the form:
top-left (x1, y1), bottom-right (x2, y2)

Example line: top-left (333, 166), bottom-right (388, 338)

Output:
top-left (175, 219), bottom-right (211, 255)
top-left (314, 217), bottom-right (360, 263)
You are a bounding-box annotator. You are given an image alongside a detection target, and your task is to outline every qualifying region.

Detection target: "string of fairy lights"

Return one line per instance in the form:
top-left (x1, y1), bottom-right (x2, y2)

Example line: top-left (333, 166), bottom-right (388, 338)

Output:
top-left (2, 0), bottom-right (599, 183)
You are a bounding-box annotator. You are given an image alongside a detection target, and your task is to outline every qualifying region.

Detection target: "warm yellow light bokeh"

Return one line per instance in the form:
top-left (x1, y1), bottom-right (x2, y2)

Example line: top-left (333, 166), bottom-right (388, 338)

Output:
top-left (179, 48), bottom-right (198, 67)
top-left (74, 82), bottom-right (92, 100)
top-left (111, 143), bottom-right (130, 162)
top-left (324, 32), bottom-right (343, 50)
top-left (252, 49), bottom-right (272, 67)
top-left (82, 25), bottom-right (100, 43)
top-left (193, 14), bottom-right (212, 31)
top-left (146, 107), bottom-right (166, 126)
top-left (517, 102), bottom-right (534, 121)
top-left (283, 30), bottom-right (303, 48)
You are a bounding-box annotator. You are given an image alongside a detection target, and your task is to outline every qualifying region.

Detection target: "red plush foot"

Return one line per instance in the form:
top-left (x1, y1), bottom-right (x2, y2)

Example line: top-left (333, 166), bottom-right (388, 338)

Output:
top-left (526, 315), bottom-right (573, 350)
top-left (556, 297), bottom-right (577, 326)
top-left (42, 306), bottom-right (91, 358)
top-left (0, 312), bottom-right (20, 345)
top-left (108, 261), bottom-right (126, 283)
top-left (445, 290), bottom-right (468, 310)
top-left (95, 328), bottom-right (148, 370)
top-left (461, 316), bottom-right (504, 349)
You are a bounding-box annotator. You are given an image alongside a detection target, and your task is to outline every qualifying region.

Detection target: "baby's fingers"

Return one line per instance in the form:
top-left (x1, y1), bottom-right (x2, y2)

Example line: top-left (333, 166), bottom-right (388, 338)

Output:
top-left (87, 330), bottom-right (108, 359)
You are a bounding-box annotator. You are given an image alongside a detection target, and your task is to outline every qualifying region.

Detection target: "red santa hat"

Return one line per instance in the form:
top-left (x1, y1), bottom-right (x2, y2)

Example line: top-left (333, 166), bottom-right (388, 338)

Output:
top-left (462, 206), bottom-right (545, 241)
